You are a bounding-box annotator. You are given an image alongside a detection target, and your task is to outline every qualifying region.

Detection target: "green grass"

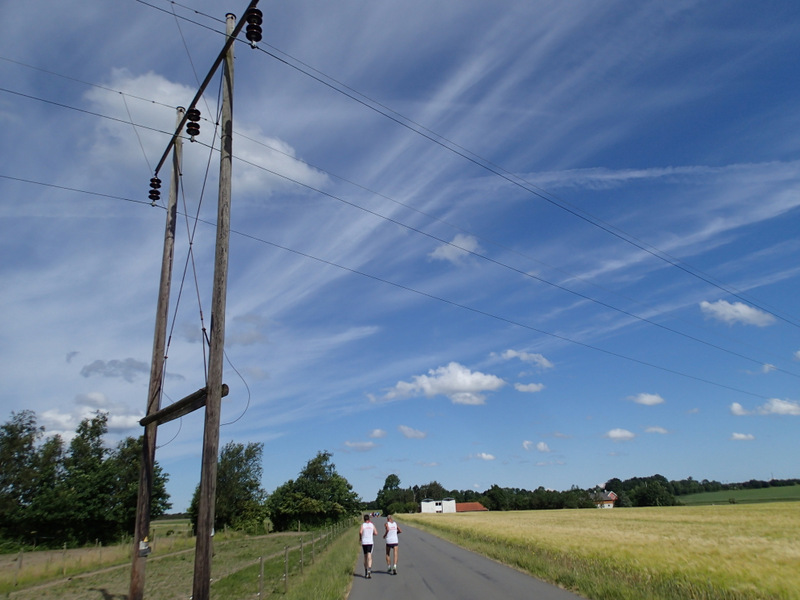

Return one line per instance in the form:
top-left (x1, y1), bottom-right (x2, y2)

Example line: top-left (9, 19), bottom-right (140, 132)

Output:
top-left (3, 521), bottom-right (357, 600)
top-left (679, 484), bottom-right (800, 505)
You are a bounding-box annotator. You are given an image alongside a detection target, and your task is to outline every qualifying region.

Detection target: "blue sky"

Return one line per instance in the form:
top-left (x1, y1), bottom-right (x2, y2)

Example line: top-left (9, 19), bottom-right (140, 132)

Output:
top-left (1, 0), bottom-right (799, 512)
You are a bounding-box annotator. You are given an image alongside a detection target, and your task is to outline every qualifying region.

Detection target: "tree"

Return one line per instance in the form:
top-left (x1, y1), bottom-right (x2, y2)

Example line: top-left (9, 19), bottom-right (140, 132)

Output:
top-left (106, 436), bottom-right (171, 534)
top-left (266, 451), bottom-right (360, 531)
top-left (0, 410), bottom-right (171, 547)
top-left (375, 474), bottom-right (416, 515)
top-left (0, 411), bottom-right (44, 539)
top-left (188, 441), bottom-right (267, 533)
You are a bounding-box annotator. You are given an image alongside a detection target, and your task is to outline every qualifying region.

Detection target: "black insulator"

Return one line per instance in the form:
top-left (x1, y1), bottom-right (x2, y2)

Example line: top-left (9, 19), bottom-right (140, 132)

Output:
top-left (246, 9), bottom-right (263, 44)
top-left (246, 24), bottom-right (262, 43)
top-left (187, 108), bottom-right (201, 122)
top-left (247, 8), bottom-right (263, 25)
top-left (186, 122), bottom-right (200, 137)
top-left (149, 177), bottom-right (162, 204)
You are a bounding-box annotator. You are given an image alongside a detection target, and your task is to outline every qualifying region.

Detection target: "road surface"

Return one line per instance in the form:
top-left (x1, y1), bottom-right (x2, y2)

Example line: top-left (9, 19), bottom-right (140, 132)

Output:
top-left (348, 518), bottom-right (585, 600)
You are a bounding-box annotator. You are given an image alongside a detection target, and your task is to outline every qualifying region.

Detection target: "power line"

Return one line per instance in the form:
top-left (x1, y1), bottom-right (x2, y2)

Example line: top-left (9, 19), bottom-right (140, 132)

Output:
top-left (244, 39), bottom-right (800, 330)
top-left (0, 172), bottom-right (791, 401)
top-left (1, 76), bottom-right (795, 378)
top-left (127, 0), bottom-right (800, 329)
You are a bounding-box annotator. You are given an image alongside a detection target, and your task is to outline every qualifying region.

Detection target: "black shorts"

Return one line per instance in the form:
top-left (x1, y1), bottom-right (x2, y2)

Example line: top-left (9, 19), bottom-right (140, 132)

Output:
top-left (362, 544), bottom-right (373, 555)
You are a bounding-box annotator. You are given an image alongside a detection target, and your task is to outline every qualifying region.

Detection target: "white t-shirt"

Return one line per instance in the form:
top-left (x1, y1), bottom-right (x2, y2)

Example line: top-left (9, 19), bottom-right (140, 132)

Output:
top-left (385, 520), bottom-right (399, 544)
top-left (360, 521), bottom-right (376, 544)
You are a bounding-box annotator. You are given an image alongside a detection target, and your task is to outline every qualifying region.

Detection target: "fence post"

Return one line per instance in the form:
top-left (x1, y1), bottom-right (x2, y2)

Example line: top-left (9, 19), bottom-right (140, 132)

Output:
top-left (15, 548), bottom-right (22, 586)
top-left (62, 542), bottom-right (67, 576)
top-left (300, 537), bottom-right (304, 575)
top-left (284, 545), bottom-right (289, 594)
top-left (258, 555), bottom-right (264, 599)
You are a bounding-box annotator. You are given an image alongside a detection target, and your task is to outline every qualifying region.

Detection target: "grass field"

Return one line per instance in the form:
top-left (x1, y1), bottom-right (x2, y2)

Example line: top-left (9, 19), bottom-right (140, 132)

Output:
top-left (2, 522), bottom-right (354, 600)
top-left (679, 484), bottom-right (800, 505)
top-left (401, 502), bottom-right (800, 600)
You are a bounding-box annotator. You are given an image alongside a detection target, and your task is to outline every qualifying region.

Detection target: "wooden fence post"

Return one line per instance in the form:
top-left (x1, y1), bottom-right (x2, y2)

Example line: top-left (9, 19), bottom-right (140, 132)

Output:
top-left (284, 545), bottom-right (289, 594)
top-left (15, 548), bottom-right (22, 586)
top-left (258, 555), bottom-right (264, 598)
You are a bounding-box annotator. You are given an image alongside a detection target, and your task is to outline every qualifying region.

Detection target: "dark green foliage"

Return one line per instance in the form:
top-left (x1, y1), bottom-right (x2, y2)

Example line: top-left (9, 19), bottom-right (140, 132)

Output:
top-left (0, 410), bottom-right (171, 547)
top-left (375, 475), bottom-right (416, 515)
top-left (266, 451), bottom-right (360, 531)
top-left (188, 441), bottom-right (268, 533)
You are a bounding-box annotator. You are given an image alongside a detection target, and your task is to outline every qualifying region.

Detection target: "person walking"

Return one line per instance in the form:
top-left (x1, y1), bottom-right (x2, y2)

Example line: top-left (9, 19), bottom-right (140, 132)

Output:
top-left (359, 514), bottom-right (378, 578)
top-left (383, 514), bottom-right (402, 574)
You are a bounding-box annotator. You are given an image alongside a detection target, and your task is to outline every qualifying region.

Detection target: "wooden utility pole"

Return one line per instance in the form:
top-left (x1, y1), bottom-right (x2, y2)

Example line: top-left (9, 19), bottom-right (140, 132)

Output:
top-left (129, 107), bottom-right (184, 600)
top-left (191, 13), bottom-right (236, 600)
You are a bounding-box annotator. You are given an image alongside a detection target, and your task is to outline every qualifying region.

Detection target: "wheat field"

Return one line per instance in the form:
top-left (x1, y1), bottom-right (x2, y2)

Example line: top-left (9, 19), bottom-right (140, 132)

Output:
top-left (402, 502), bottom-right (800, 599)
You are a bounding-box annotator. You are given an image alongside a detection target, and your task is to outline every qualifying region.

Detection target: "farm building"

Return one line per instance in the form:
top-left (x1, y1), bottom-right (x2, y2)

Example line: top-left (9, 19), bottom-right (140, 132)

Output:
top-left (420, 498), bottom-right (457, 513)
top-left (455, 502), bottom-right (488, 512)
top-left (420, 499), bottom-right (488, 513)
top-left (593, 491), bottom-right (618, 509)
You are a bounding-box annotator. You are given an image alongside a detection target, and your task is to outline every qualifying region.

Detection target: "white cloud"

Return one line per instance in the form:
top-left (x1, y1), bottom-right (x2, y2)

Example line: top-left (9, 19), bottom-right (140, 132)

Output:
top-left (429, 234), bottom-right (483, 264)
top-left (500, 350), bottom-right (554, 370)
top-left (522, 440), bottom-right (533, 451)
top-left (536, 441), bottom-right (551, 452)
top-left (629, 392), bottom-right (664, 406)
top-left (382, 362), bottom-right (506, 405)
top-left (645, 426), bottom-right (668, 434)
top-left (731, 433), bottom-right (755, 441)
top-left (731, 399), bottom-right (800, 416)
top-left (793, 350), bottom-right (800, 361)
top-left (515, 382), bottom-right (545, 393)
top-left (398, 425), bottom-right (427, 439)
top-left (761, 364), bottom-right (776, 374)
top-left (344, 441), bottom-right (376, 452)
top-left (474, 452), bottom-right (495, 461)
top-left (730, 402), bottom-right (750, 416)
top-left (699, 300), bottom-right (776, 327)
top-left (605, 428), bottom-right (636, 442)
top-left (369, 429), bottom-right (387, 438)
top-left (757, 398), bottom-right (800, 416)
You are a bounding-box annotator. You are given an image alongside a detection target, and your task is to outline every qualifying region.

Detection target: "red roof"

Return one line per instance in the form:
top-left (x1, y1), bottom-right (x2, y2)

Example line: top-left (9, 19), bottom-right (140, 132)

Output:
top-left (456, 502), bottom-right (488, 512)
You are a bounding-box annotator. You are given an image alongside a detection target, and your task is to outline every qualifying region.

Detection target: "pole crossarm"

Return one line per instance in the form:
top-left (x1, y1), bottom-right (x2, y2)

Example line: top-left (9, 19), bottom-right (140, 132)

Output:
top-left (153, 0), bottom-right (260, 177)
top-left (139, 384), bottom-right (229, 428)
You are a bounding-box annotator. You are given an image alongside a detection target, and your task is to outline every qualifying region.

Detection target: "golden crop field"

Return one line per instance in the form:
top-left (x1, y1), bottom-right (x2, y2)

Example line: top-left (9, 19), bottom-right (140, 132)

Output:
top-left (402, 502), bottom-right (800, 599)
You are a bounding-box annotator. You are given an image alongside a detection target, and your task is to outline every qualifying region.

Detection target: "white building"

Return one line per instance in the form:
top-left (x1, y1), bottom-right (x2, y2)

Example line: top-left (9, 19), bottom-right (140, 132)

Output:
top-left (420, 498), bottom-right (457, 513)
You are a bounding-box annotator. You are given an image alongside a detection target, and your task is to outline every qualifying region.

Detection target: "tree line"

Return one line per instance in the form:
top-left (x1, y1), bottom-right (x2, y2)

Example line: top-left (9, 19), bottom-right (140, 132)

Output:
top-left (186, 446), bottom-right (361, 534)
top-left (0, 411), bottom-right (362, 548)
top-left (369, 473), bottom-right (800, 514)
top-left (3, 409), bottom-right (798, 549)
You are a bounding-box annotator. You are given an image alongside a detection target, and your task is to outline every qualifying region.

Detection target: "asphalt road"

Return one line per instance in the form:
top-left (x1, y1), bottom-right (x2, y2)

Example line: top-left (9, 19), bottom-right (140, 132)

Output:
top-left (347, 518), bottom-right (585, 600)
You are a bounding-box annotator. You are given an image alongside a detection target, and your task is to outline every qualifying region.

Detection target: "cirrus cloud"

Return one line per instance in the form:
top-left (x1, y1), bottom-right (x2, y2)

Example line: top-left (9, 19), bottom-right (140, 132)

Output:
top-left (500, 350), bottom-right (554, 370)
top-left (344, 441), bottom-right (377, 452)
top-left (398, 425), bottom-right (427, 439)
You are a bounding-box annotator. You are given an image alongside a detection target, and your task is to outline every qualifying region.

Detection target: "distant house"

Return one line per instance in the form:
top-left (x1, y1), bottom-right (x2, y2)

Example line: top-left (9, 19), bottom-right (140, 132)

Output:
top-left (455, 502), bottom-right (488, 512)
top-left (420, 499), bottom-right (488, 513)
top-left (593, 491), bottom-right (618, 509)
top-left (420, 498), bottom-right (457, 513)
